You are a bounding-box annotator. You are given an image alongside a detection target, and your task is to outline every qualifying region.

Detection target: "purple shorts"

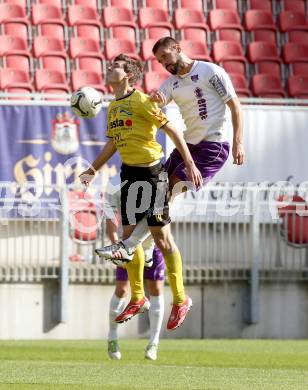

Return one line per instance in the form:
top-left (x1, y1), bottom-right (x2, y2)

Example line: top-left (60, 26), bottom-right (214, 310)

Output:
top-left (164, 141), bottom-right (229, 185)
top-left (116, 247), bottom-right (165, 281)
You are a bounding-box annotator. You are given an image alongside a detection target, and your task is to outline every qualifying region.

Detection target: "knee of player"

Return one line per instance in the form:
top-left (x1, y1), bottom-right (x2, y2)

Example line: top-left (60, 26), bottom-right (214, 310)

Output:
top-left (153, 236), bottom-right (174, 254)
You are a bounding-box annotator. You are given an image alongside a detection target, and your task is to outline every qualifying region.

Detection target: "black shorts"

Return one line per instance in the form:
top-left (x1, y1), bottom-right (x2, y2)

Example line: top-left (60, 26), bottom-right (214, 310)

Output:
top-left (120, 162), bottom-right (171, 226)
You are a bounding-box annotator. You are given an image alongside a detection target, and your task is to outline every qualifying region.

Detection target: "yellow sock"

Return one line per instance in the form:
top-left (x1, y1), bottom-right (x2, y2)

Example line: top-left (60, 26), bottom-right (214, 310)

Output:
top-left (163, 249), bottom-right (185, 305)
top-left (125, 244), bottom-right (145, 303)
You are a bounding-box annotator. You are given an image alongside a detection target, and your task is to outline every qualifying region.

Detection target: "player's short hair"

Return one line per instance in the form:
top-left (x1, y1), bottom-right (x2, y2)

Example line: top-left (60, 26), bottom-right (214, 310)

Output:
top-left (152, 37), bottom-right (179, 54)
top-left (113, 54), bottom-right (144, 86)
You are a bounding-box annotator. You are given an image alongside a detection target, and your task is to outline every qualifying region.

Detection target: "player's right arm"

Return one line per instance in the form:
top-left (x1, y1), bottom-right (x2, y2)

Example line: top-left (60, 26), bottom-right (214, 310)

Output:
top-left (79, 139), bottom-right (117, 186)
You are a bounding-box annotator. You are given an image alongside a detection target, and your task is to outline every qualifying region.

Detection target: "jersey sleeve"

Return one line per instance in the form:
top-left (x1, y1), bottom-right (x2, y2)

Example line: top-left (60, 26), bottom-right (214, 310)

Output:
top-left (138, 94), bottom-right (169, 128)
top-left (207, 65), bottom-right (237, 103)
top-left (158, 78), bottom-right (173, 106)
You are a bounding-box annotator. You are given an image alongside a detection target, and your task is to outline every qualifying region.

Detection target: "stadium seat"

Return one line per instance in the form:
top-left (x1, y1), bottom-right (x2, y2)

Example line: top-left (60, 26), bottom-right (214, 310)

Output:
top-left (33, 35), bottom-right (66, 59)
top-left (212, 40), bottom-right (246, 65)
top-left (175, 0), bottom-right (204, 12)
top-left (286, 31), bottom-right (308, 44)
top-left (247, 0), bottom-right (272, 11)
top-left (143, 71), bottom-right (169, 93)
top-left (282, 43), bottom-right (308, 65)
top-left (228, 73), bottom-right (251, 97)
top-left (290, 62), bottom-right (308, 76)
top-left (74, 0), bottom-right (99, 12)
top-left (75, 57), bottom-right (104, 74)
top-left (254, 61), bottom-right (281, 78)
top-left (244, 10), bottom-right (277, 33)
top-left (140, 39), bottom-right (156, 61)
top-left (4, 54), bottom-right (31, 75)
top-left (1, 21), bottom-right (29, 42)
top-left (282, 0), bottom-right (306, 13)
top-left (179, 40), bottom-right (211, 62)
top-left (0, 67), bottom-right (31, 90)
top-left (108, 0), bottom-right (134, 12)
top-left (251, 74), bottom-right (286, 97)
top-left (143, 0), bottom-right (169, 13)
top-left (36, 0), bottom-right (63, 8)
top-left (0, 35), bottom-right (31, 72)
top-left (104, 38), bottom-right (140, 60)
top-left (147, 59), bottom-right (169, 73)
top-left (213, 0), bottom-right (238, 10)
top-left (32, 4), bottom-right (65, 26)
top-left (181, 27), bottom-right (209, 45)
top-left (247, 42), bottom-right (282, 65)
top-left (35, 68), bottom-right (69, 92)
top-left (288, 75), bottom-right (308, 98)
top-left (71, 69), bottom-right (107, 93)
top-left (138, 8), bottom-right (172, 30)
top-left (174, 9), bottom-right (209, 32)
top-left (4, 86), bottom-right (32, 100)
top-left (215, 29), bottom-right (242, 43)
top-left (279, 11), bottom-right (308, 33)
top-left (108, 26), bottom-right (137, 46)
top-left (277, 195), bottom-right (308, 246)
top-left (145, 26), bottom-right (173, 39)
top-left (0, 3), bottom-right (29, 25)
top-left (67, 5), bottom-right (100, 26)
top-left (208, 9), bottom-right (243, 34)
top-left (220, 60), bottom-right (246, 76)
top-left (102, 6), bottom-right (137, 29)
top-left (37, 23), bottom-right (66, 43)
top-left (69, 37), bottom-right (104, 60)
top-left (250, 30), bottom-right (277, 44)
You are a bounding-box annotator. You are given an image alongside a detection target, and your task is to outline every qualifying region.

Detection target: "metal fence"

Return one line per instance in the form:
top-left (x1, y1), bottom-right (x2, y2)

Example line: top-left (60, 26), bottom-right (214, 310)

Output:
top-left (0, 183), bottom-right (307, 285)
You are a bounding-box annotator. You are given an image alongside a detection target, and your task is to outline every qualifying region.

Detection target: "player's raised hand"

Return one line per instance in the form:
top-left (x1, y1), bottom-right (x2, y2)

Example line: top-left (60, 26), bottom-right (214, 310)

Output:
top-left (150, 90), bottom-right (167, 106)
top-left (79, 168), bottom-right (96, 187)
top-left (232, 142), bottom-right (245, 165)
top-left (185, 162), bottom-right (203, 190)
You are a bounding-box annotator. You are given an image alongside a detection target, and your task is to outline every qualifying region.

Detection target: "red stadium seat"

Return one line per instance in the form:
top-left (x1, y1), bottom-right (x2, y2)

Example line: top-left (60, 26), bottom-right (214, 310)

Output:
top-left (220, 60), bottom-right (246, 76)
top-left (182, 27), bottom-right (209, 44)
top-left (108, 0), bottom-right (134, 12)
top-left (215, 29), bottom-right (242, 42)
top-left (212, 40), bottom-right (246, 65)
top-left (76, 57), bottom-right (104, 74)
top-left (147, 59), bottom-right (169, 73)
top-left (174, 9), bottom-right (209, 32)
top-left (282, 43), bottom-right (308, 64)
top-left (244, 10), bottom-right (277, 32)
top-left (32, 4), bottom-right (64, 26)
top-left (109, 26), bottom-right (136, 45)
top-left (213, 0), bottom-right (238, 10)
top-left (247, 42), bottom-right (282, 65)
top-left (175, 0), bottom-right (204, 12)
top-left (228, 73), bottom-right (251, 97)
top-left (35, 68), bottom-right (69, 92)
top-left (38, 23), bottom-right (66, 42)
top-left (144, 71), bottom-right (169, 93)
top-left (251, 74), bottom-right (286, 97)
top-left (2, 21), bottom-right (29, 41)
top-left (143, 0), bottom-right (169, 13)
top-left (71, 69), bottom-right (107, 93)
top-left (254, 61), bottom-right (281, 78)
top-left (146, 26), bottom-right (172, 39)
top-left (250, 30), bottom-right (277, 44)
top-left (286, 31), bottom-right (308, 44)
top-left (67, 5), bottom-right (100, 27)
top-left (104, 38), bottom-right (140, 61)
top-left (36, 0), bottom-right (62, 7)
top-left (208, 9), bottom-right (243, 33)
top-left (74, 0), bottom-right (99, 10)
top-left (0, 3), bottom-right (29, 25)
top-left (179, 40), bottom-right (211, 62)
top-left (4, 54), bottom-right (31, 74)
top-left (102, 7), bottom-right (136, 29)
top-left (0, 67), bottom-right (32, 91)
top-left (141, 39), bottom-right (157, 61)
top-left (0, 35), bottom-right (31, 72)
top-left (279, 11), bottom-right (308, 33)
top-left (138, 8), bottom-right (172, 30)
top-left (290, 62), bottom-right (308, 76)
top-left (33, 35), bottom-right (66, 59)
top-left (69, 37), bottom-right (104, 60)
top-left (4, 87), bottom-right (32, 100)
top-left (247, 0), bottom-right (272, 10)
top-left (288, 75), bottom-right (308, 98)
top-left (282, 0), bottom-right (306, 13)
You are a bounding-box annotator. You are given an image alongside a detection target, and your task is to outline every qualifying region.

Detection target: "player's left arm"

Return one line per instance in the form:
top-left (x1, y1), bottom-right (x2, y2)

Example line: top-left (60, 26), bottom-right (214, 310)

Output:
top-left (161, 122), bottom-right (203, 189)
top-left (226, 97), bottom-right (245, 166)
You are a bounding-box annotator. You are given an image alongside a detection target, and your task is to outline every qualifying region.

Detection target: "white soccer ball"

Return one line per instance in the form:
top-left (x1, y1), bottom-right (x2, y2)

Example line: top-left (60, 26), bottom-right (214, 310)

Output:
top-left (70, 86), bottom-right (103, 119)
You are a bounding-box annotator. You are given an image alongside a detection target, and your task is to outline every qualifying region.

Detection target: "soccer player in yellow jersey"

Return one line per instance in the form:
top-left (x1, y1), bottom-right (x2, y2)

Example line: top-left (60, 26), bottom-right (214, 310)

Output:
top-left (80, 54), bottom-right (202, 330)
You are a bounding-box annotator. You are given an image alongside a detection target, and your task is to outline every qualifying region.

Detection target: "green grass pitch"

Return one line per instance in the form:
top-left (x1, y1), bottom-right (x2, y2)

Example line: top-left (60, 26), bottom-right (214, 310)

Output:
top-left (0, 339), bottom-right (308, 389)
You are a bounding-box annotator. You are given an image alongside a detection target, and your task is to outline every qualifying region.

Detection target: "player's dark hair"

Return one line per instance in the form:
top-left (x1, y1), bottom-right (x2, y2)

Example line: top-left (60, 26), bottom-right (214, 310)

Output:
top-left (113, 54), bottom-right (144, 86)
top-left (152, 37), bottom-right (179, 54)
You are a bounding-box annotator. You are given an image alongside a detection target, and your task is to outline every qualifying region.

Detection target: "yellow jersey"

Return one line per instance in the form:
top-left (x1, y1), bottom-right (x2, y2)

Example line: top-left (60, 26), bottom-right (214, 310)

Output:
top-left (106, 89), bottom-right (169, 165)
